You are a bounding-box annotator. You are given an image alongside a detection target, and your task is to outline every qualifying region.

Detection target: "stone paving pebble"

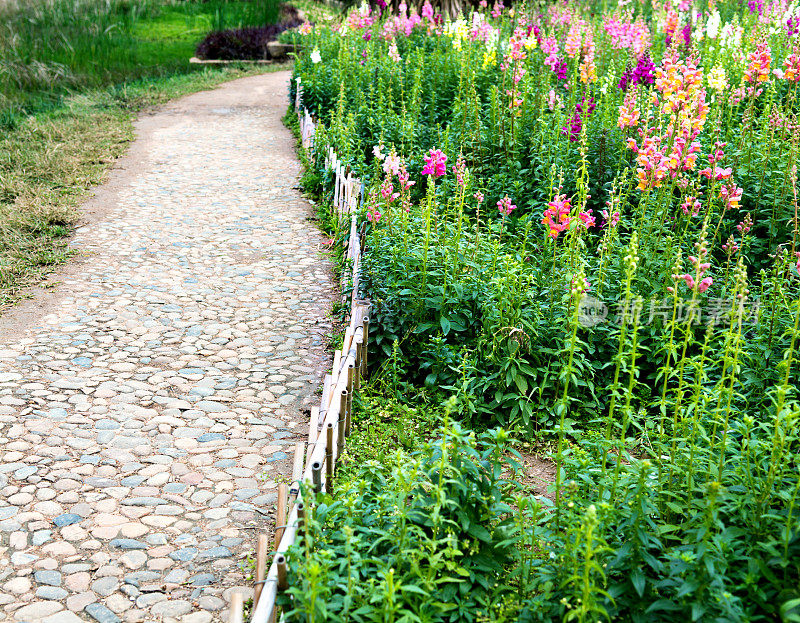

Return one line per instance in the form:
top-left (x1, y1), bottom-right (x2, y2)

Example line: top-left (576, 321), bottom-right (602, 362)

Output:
top-left (0, 71), bottom-right (334, 622)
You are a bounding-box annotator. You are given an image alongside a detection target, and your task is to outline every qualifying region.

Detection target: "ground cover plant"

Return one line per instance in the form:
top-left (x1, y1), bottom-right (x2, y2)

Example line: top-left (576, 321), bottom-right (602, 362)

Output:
top-left (282, 0), bottom-right (800, 619)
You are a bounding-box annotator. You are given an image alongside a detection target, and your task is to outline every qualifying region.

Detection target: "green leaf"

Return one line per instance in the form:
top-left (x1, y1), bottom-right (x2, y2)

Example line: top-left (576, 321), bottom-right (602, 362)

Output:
top-left (440, 315), bottom-right (451, 335)
top-left (631, 568), bottom-right (646, 597)
top-left (466, 522), bottom-right (492, 542)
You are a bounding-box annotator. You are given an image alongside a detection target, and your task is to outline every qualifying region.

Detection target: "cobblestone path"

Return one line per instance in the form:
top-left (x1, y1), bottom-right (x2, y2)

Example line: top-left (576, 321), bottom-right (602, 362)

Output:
top-left (0, 71), bottom-right (334, 622)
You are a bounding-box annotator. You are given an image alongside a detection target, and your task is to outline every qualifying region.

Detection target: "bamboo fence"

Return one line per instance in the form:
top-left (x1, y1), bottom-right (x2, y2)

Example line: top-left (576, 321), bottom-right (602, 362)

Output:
top-left (229, 77), bottom-right (369, 623)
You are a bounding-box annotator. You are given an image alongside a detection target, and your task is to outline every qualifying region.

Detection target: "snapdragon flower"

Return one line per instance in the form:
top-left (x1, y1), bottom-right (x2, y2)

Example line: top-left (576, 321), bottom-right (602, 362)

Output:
top-left (421, 148), bottom-right (447, 177)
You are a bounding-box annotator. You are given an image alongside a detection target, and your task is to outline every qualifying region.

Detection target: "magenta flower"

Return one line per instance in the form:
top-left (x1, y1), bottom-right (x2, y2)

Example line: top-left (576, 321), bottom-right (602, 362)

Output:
top-left (497, 195), bottom-right (516, 216)
top-left (422, 148), bottom-right (447, 178)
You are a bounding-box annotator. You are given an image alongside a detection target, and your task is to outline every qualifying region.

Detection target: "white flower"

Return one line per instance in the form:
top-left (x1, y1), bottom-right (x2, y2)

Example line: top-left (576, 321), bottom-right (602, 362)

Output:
top-left (310, 49), bottom-right (322, 63)
top-left (705, 10), bottom-right (721, 39)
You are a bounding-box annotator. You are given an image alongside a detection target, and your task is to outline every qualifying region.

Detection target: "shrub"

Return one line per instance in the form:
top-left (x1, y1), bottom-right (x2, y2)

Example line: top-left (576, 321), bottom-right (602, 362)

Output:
top-left (195, 5), bottom-right (303, 60)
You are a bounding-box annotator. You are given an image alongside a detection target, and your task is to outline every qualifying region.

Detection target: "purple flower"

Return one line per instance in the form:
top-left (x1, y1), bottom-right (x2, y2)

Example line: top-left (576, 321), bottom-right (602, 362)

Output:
top-left (681, 22), bottom-right (692, 48)
top-left (618, 64), bottom-right (634, 90)
top-left (561, 96), bottom-right (595, 142)
top-left (553, 59), bottom-right (568, 81)
top-left (632, 53), bottom-right (655, 85)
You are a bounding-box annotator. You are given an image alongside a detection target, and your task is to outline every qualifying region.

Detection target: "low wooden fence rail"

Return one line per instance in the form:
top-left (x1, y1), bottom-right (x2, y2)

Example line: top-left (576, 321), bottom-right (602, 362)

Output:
top-left (229, 77), bottom-right (368, 623)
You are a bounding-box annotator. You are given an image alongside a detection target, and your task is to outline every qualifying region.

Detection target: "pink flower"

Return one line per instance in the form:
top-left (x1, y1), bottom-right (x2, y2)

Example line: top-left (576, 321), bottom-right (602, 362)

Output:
top-left (680, 196), bottom-right (702, 216)
top-left (373, 145), bottom-right (385, 160)
top-left (601, 208), bottom-right (620, 228)
top-left (578, 209), bottom-right (596, 228)
top-left (383, 152), bottom-right (402, 177)
top-left (367, 208), bottom-right (382, 223)
top-left (455, 155), bottom-right (467, 187)
top-left (678, 273), bottom-right (695, 289)
top-left (698, 276), bottom-right (713, 293)
top-left (722, 236), bottom-right (739, 255)
top-left (474, 191), bottom-right (484, 204)
top-left (547, 89), bottom-right (562, 111)
top-left (737, 213), bottom-right (752, 234)
top-left (380, 178), bottom-right (398, 202)
top-left (542, 193), bottom-right (571, 238)
top-left (497, 195), bottom-right (516, 216)
top-left (720, 184), bottom-right (743, 210)
top-left (422, 148), bottom-right (447, 177)
top-left (398, 163), bottom-right (415, 190)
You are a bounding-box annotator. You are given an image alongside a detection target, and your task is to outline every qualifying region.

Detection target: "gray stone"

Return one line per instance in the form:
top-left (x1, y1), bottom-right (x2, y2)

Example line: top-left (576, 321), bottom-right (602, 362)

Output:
top-left (109, 538), bottom-right (148, 550)
top-left (189, 572), bottom-right (215, 587)
top-left (84, 603), bottom-right (121, 623)
top-left (196, 546), bottom-right (232, 562)
top-left (198, 433), bottom-right (225, 443)
top-left (169, 547), bottom-right (198, 562)
top-left (151, 600), bottom-right (192, 617)
top-left (53, 513), bottom-right (82, 527)
top-left (92, 577), bottom-right (119, 597)
top-left (36, 586), bottom-right (69, 600)
top-left (34, 569), bottom-right (62, 586)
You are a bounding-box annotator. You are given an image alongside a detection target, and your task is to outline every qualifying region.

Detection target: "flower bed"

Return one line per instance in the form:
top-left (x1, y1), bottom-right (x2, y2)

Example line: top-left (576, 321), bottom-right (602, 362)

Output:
top-left (276, 1), bottom-right (800, 620)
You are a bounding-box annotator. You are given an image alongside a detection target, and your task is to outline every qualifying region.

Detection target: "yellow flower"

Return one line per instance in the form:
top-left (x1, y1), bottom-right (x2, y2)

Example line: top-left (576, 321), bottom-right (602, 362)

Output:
top-left (483, 49), bottom-right (497, 68)
top-left (708, 64), bottom-right (727, 91)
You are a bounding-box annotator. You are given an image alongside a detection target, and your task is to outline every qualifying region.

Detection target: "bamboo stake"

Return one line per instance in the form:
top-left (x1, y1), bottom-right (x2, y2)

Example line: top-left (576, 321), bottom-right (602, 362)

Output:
top-left (311, 460), bottom-right (322, 493)
top-left (333, 166), bottom-right (340, 213)
top-left (361, 313), bottom-right (370, 378)
top-left (229, 592), bottom-right (244, 623)
top-left (290, 443), bottom-right (304, 503)
top-left (345, 363), bottom-right (355, 436)
top-left (325, 422), bottom-right (335, 493)
top-left (275, 484), bottom-right (288, 548)
top-left (354, 336), bottom-right (363, 393)
top-left (337, 389), bottom-right (347, 450)
top-left (341, 326), bottom-right (354, 361)
top-left (254, 534), bottom-right (269, 607)
top-left (306, 406), bottom-right (319, 464)
top-left (276, 554), bottom-right (288, 591)
top-left (332, 350), bottom-right (342, 378)
top-left (296, 501), bottom-right (305, 537)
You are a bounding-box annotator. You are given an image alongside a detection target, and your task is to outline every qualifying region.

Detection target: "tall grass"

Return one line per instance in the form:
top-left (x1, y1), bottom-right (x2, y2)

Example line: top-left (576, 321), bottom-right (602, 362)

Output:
top-left (0, 0), bottom-right (283, 120)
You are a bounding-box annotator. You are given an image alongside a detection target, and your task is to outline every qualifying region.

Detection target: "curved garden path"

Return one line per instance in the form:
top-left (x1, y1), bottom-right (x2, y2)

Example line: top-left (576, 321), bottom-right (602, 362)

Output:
top-left (0, 71), bottom-right (334, 622)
